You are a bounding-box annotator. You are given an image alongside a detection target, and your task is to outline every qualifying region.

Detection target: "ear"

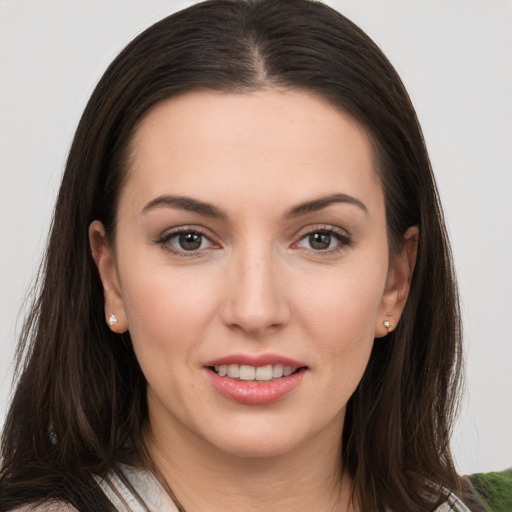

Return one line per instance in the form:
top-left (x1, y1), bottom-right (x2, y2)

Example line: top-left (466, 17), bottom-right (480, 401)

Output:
top-left (375, 226), bottom-right (418, 338)
top-left (89, 220), bottom-right (128, 333)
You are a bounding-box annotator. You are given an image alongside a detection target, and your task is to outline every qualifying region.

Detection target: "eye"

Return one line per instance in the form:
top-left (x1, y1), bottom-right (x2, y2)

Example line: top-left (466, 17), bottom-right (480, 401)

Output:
top-left (296, 228), bottom-right (350, 252)
top-left (157, 228), bottom-right (215, 255)
top-left (171, 232), bottom-right (210, 251)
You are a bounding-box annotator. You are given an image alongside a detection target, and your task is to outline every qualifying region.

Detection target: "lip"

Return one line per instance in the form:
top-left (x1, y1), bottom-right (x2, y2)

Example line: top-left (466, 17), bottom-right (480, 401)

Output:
top-left (204, 353), bottom-right (306, 368)
top-left (203, 353), bottom-right (308, 405)
top-left (205, 367), bottom-right (306, 405)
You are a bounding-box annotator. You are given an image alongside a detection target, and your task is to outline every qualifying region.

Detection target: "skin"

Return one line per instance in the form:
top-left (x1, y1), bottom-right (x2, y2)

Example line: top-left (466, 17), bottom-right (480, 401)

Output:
top-left (90, 89), bottom-right (417, 512)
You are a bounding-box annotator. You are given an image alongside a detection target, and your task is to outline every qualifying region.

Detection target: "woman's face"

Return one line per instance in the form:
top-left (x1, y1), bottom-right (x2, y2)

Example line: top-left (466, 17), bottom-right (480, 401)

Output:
top-left (91, 89), bottom-right (413, 459)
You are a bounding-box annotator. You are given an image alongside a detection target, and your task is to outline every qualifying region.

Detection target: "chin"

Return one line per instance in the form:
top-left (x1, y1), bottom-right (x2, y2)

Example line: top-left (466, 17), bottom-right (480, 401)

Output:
top-left (210, 434), bottom-right (301, 459)
top-left (196, 416), bottom-right (326, 461)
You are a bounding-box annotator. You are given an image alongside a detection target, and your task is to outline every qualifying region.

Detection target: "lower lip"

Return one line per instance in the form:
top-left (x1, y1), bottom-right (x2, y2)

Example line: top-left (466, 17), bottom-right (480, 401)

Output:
top-left (205, 368), bottom-right (306, 405)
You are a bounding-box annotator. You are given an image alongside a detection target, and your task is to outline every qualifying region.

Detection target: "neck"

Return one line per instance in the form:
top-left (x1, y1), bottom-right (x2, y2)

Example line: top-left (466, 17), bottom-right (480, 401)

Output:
top-left (145, 416), bottom-right (356, 512)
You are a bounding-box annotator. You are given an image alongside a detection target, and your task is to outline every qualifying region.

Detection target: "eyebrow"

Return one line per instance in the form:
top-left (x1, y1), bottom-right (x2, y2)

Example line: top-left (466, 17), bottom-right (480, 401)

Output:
top-left (141, 192), bottom-right (368, 220)
top-left (142, 195), bottom-right (227, 219)
top-left (284, 193), bottom-right (368, 218)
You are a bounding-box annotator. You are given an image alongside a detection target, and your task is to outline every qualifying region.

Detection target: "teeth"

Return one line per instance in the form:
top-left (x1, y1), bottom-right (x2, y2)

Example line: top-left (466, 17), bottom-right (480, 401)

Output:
top-left (255, 365), bottom-right (273, 381)
top-left (227, 364), bottom-right (239, 379)
top-left (272, 364), bottom-right (284, 378)
top-left (239, 365), bottom-right (256, 381)
top-left (213, 364), bottom-right (298, 381)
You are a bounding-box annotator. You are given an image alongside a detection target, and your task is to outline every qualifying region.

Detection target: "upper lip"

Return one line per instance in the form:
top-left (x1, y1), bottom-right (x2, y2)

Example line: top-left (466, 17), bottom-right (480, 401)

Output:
top-left (204, 353), bottom-right (307, 368)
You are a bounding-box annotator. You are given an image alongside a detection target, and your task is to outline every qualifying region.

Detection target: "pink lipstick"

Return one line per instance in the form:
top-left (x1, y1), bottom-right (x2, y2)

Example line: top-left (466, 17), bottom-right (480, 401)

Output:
top-left (204, 354), bottom-right (307, 405)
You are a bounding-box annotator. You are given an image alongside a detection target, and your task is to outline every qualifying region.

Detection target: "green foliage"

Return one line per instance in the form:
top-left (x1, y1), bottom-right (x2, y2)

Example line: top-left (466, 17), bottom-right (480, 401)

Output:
top-left (469, 468), bottom-right (512, 512)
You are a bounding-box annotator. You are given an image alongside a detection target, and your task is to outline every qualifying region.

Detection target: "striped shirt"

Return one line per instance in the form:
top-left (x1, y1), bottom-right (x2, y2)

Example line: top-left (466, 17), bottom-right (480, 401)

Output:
top-left (97, 465), bottom-right (471, 512)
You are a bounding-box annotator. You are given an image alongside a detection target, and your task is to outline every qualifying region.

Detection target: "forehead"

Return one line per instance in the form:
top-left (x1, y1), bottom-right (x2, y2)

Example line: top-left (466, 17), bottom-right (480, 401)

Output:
top-left (122, 89), bottom-right (383, 217)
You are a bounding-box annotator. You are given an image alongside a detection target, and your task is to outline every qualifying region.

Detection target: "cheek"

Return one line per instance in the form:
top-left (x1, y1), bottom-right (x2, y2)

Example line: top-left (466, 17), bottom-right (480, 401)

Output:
top-left (286, 264), bottom-right (387, 420)
top-left (118, 263), bottom-right (221, 365)
top-left (294, 263), bottom-right (386, 359)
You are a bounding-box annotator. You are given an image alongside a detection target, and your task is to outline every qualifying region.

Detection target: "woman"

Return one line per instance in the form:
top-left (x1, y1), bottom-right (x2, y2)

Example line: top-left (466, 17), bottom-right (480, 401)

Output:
top-left (0, 0), bottom-right (483, 510)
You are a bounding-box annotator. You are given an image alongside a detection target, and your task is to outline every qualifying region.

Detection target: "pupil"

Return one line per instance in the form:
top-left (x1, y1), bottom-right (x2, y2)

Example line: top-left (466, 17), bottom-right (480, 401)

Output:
top-left (309, 232), bottom-right (330, 250)
top-left (179, 233), bottom-right (202, 250)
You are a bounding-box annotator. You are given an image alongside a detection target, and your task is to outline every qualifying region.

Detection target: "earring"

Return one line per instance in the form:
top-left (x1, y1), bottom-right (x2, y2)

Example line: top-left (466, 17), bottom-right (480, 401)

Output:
top-left (382, 313), bottom-right (393, 334)
top-left (108, 313), bottom-right (118, 326)
top-left (383, 316), bottom-right (393, 333)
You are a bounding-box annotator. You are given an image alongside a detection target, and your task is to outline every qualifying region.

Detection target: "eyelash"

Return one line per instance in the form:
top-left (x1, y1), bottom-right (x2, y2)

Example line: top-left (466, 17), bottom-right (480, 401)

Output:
top-left (155, 226), bottom-right (218, 258)
top-left (155, 225), bottom-right (351, 258)
top-left (294, 225), bottom-right (351, 255)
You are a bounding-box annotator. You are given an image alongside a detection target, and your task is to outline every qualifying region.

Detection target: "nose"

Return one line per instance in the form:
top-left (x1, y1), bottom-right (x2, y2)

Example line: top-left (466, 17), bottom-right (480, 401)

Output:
top-left (220, 245), bottom-right (290, 337)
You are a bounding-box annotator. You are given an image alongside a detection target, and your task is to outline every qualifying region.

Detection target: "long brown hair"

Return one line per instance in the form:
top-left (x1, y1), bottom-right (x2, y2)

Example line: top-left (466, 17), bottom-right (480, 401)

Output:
top-left (1, 0), bottom-right (476, 510)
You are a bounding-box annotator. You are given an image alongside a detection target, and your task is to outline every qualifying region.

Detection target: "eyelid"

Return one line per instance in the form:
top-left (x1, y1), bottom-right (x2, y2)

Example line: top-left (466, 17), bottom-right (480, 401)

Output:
top-left (155, 223), bottom-right (351, 257)
top-left (294, 224), bottom-right (350, 240)
top-left (155, 225), bottom-right (221, 257)
top-left (292, 224), bottom-right (352, 252)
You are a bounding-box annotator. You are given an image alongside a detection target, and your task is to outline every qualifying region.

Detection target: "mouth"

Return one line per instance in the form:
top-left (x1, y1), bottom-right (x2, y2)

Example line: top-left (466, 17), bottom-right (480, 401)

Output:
top-left (209, 364), bottom-right (302, 382)
top-left (204, 356), bottom-right (308, 405)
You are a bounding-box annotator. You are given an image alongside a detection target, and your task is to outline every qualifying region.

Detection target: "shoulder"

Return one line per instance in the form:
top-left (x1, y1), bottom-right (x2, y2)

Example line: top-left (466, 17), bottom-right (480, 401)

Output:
top-left (98, 464), bottom-right (179, 512)
top-left (434, 490), bottom-right (472, 512)
top-left (11, 504), bottom-right (78, 512)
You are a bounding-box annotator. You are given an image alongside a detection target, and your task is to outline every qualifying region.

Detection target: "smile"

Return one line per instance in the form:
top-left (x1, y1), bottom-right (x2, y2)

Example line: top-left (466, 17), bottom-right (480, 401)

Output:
top-left (212, 364), bottom-right (299, 381)
top-left (205, 356), bottom-right (307, 405)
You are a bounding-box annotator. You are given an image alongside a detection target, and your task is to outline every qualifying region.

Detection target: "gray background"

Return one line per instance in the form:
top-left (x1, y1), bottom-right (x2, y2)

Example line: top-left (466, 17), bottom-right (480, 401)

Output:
top-left (1, 0), bottom-right (511, 474)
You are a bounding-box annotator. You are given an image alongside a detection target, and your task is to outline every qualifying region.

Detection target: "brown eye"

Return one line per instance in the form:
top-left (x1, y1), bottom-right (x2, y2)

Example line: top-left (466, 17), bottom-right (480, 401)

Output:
top-left (178, 232), bottom-right (203, 251)
top-left (296, 228), bottom-right (350, 252)
top-left (163, 231), bottom-right (212, 252)
top-left (309, 232), bottom-right (331, 250)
